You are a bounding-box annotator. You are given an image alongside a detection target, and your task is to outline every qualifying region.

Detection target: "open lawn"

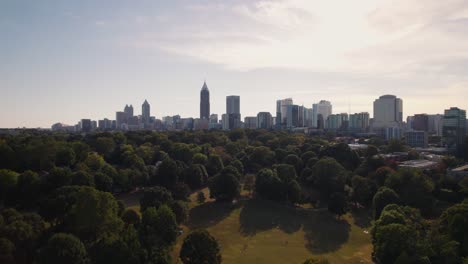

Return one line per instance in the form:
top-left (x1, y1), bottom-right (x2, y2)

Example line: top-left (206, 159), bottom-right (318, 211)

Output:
top-left (117, 188), bottom-right (373, 263)
top-left (171, 190), bottom-right (373, 264)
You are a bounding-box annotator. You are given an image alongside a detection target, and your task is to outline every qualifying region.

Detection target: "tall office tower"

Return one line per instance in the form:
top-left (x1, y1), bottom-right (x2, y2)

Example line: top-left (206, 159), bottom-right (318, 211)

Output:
top-left (276, 100), bottom-right (282, 128)
top-left (443, 107), bottom-right (466, 150)
top-left (298, 105), bottom-right (306, 127)
top-left (428, 114), bottom-right (443, 136)
top-left (226, 95), bottom-right (240, 114)
top-left (286, 104), bottom-right (299, 128)
top-left (372, 95), bottom-right (403, 128)
top-left (200, 81), bottom-right (210, 119)
top-left (124, 104), bottom-right (134, 117)
top-left (226, 96), bottom-right (241, 129)
top-left (257, 112), bottom-right (273, 129)
top-left (312, 100), bottom-right (332, 128)
top-left (80, 119), bottom-right (92, 133)
top-left (142, 100), bottom-right (150, 124)
top-left (116, 111), bottom-right (127, 129)
top-left (278, 98), bottom-right (293, 125)
top-left (209, 114), bottom-right (218, 124)
top-left (349, 112), bottom-right (370, 132)
top-left (304, 108), bottom-right (314, 127)
top-left (244, 117), bottom-right (257, 129)
top-left (412, 114), bottom-right (429, 131)
top-left (326, 113), bottom-right (348, 130)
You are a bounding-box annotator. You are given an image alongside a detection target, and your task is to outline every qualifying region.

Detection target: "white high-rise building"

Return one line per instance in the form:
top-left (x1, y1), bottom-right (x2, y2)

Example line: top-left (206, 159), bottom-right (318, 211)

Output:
top-left (312, 100), bottom-right (332, 128)
top-left (372, 95), bottom-right (403, 128)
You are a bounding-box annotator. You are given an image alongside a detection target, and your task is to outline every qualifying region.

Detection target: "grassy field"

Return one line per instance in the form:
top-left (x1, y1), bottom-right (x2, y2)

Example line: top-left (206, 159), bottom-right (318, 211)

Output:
top-left (171, 190), bottom-right (373, 264)
top-left (117, 189), bottom-right (373, 264)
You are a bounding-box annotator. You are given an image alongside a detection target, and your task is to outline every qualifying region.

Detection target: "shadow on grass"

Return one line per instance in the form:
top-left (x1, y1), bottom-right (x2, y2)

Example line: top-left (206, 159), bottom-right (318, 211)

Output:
top-left (239, 198), bottom-right (351, 254)
top-left (303, 212), bottom-right (350, 253)
top-left (350, 207), bottom-right (373, 228)
top-left (188, 201), bottom-right (241, 229)
top-left (239, 199), bottom-right (302, 236)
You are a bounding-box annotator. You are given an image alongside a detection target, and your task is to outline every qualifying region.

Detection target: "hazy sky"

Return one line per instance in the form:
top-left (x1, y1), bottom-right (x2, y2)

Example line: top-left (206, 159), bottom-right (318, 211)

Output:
top-left (1, 0), bottom-right (468, 128)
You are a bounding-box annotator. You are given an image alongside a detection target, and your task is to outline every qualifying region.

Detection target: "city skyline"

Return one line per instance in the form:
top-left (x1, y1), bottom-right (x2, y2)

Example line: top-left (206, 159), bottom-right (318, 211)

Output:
top-left (2, 0), bottom-right (468, 128)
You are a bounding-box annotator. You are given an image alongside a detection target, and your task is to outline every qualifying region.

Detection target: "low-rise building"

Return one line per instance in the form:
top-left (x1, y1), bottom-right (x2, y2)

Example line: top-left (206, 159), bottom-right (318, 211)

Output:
top-left (405, 131), bottom-right (428, 148)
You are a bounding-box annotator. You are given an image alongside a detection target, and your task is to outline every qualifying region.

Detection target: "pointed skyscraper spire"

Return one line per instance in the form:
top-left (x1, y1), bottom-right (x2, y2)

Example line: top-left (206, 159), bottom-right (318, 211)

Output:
top-left (202, 80), bottom-right (208, 91)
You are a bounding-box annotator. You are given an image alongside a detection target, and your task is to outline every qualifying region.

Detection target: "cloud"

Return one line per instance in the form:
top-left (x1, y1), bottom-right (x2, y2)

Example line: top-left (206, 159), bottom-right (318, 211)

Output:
top-left (127, 0), bottom-right (468, 76)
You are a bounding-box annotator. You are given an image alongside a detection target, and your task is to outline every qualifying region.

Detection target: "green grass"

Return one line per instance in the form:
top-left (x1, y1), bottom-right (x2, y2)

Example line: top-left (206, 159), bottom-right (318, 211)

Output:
top-left (172, 190), bottom-right (373, 264)
top-left (118, 188), bottom-right (373, 264)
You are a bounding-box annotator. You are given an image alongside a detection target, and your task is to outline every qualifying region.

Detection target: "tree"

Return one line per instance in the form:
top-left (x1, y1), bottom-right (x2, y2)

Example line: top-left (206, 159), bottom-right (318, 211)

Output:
top-left (0, 169), bottom-right (19, 203)
top-left (192, 153), bottom-right (208, 166)
top-left (372, 187), bottom-right (400, 219)
top-left (255, 169), bottom-right (282, 201)
top-left (319, 143), bottom-right (361, 170)
top-left (310, 158), bottom-right (347, 198)
top-left (385, 168), bottom-right (434, 214)
top-left (84, 152), bottom-right (105, 171)
top-left (180, 229), bottom-right (221, 264)
top-left (16, 170), bottom-right (41, 209)
top-left (121, 209), bottom-right (140, 226)
top-left (283, 154), bottom-right (303, 175)
top-left (206, 155), bottom-right (224, 176)
top-left (230, 159), bottom-right (244, 175)
top-left (275, 164), bottom-right (297, 183)
top-left (71, 171), bottom-right (95, 187)
top-left (328, 192), bottom-right (348, 217)
top-left (351, 175), bottom-right (377, 206)
top-left (208, 170), bottom-right (241, 202)
top-left (42, 167), bottom-right (72, 192)
top-left (94, 137), bottom-right (116, 158)
top-left (39, 233), bottom-right (89, 264)
top-left (387, 139), bottom-right (407, 153)
top-left (64, 187), bottom-right (123, 242)
top-left (243, 174), bottom-right (256, 195)
top-left (172, 183), bottom-right (191, 201)
top-left (184, 164), bottom-right (208, 190)
top-left (170, 200), bottom-right (189, 225)
top-left (247, 146), bottom-right (275, 172)
top-left (94, 173), bottom-right (113, 192)
top-left (139, 186), bottom-right (173, 212)
top-left (197, 192), bottom-right (206, 204)
top-left (438, 200), bottom-right (468, 257)
top-left (0, 238), bottom-right (15, 264)
top-left (139, 205), bottom-right (178, 256)
top-left (56, 146), bottom-right (76, 167)
top-left (156, 158), bottom-right (179, 189)
top-left (372, 205), bottom-right (430, 264)
top-left (372, 166), bottom-right (395, 187)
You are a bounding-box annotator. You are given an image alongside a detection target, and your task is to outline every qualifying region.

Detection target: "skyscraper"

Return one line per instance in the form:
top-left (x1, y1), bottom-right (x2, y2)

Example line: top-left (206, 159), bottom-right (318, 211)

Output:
top-left (257, 112), bottom-right (273, 129)
top-left (286, 104), bottom-right (299, 128)
top-left (124, 104), bottom-right (134, 117)
top-left (372, 95), bottom-right (403, 128)
top-left (142, 100), bottom-right (150, 124)
top-left (225, 95), bottom-right (241, 130)
top-left (312, 100), bottom-right (332, 128)
top-left (226, 95), bottom-right (240, 114)
top-left (349, 112), bottom-right (370, 132)
top-left (443, 107), bottom-right (466, 150)
top-left (279, 98), bottom-right (293, 125)
top-left (200, 81), bottom-right (210, 119)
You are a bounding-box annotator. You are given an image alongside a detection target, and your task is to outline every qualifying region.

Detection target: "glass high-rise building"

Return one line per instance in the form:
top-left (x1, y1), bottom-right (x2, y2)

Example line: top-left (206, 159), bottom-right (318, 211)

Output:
top-left (443, 107), bottom-right (466, 150)
top-left (200, 81), bottom-right (210, 119)
top-left (142, 100), bottom-right (150, 124)
top-left (312, 100), bottom-right (332, 128)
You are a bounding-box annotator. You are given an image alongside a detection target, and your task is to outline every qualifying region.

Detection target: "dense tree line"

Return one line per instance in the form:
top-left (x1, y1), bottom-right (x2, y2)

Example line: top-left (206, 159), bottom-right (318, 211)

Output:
top-left (0, 129), bottom-right (467, 263)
